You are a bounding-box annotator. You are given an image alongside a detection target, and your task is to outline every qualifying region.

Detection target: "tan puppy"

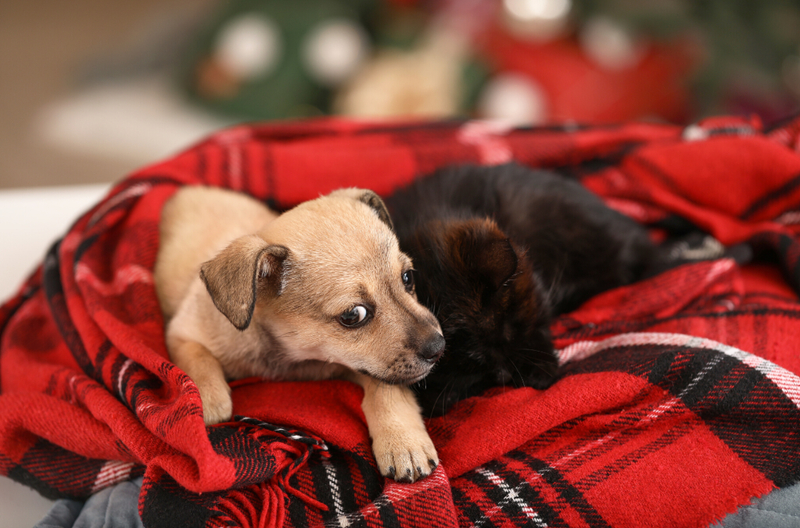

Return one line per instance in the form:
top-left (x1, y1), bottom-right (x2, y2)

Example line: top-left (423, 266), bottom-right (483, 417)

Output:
top-left (154, 186), bottom-right (445, 482)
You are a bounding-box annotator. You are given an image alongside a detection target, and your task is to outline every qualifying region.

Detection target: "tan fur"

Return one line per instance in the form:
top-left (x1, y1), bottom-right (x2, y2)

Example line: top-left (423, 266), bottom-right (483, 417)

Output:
top-left (154, 186), bottom-right (442, 482)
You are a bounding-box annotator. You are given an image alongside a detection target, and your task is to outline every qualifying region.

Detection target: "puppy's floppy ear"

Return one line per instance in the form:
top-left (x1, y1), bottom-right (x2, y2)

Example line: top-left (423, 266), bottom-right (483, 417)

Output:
top-left (357, 189), bottom-right (394, 231)
top-left (200, 235), bottom-right (289, 330)
top-left (474, 232), bottom-right (518, 291)
top-left (330, 188), bottom-right (394, 231)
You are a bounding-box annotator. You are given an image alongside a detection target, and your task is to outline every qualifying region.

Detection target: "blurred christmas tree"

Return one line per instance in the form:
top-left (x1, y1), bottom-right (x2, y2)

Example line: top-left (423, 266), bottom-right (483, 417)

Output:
top-left (178, 0), bottom-right (800, 124)
top-left (575, 0), bottom-right (800, 120)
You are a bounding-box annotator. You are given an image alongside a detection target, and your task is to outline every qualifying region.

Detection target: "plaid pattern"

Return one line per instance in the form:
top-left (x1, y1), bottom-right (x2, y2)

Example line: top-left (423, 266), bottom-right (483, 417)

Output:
top-left (3, 114), bottom-right (800, 527)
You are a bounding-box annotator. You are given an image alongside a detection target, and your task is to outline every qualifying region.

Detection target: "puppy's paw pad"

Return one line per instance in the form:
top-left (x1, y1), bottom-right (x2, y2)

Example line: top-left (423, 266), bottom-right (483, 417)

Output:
top-left (374, 430), bottom-right (438, 483)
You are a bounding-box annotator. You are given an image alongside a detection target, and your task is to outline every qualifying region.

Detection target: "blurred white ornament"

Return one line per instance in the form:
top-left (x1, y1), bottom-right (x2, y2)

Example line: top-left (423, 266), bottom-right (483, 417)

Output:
top-left (502, 0), bottom-right (571, 41)
top-left (682, 124), bottom-right (708, 142)
top-left (580, 17), bottom-right (644, 71)
top-left (215, 14), bottom-right (281, 79)
top-left (504, 0), bottom-right (570, 21)
top-left (478, 73), bottom-right (548, 126)
top-left (304, 19), bottom-right (369, 87)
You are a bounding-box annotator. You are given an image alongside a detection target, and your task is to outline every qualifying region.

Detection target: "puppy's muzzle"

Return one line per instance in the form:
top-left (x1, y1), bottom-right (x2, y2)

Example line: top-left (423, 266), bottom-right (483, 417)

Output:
top-left (419, 334), bottom-right (446, 363)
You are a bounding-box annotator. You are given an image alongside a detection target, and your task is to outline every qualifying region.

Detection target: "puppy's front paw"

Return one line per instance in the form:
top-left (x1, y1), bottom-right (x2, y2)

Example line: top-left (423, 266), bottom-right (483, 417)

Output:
top-left (373, 425), bottom-right (439, 483)
top-left (197, 381), bottom-right (233, 426)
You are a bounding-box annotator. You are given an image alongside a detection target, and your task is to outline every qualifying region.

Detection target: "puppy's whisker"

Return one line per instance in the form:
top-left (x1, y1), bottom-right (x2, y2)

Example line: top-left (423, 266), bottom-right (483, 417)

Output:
top-left (516, 352), bottom-right (553, 362)
top-left (508, 359), bottom-right (526, 388)
top-left (515, 355), bottom-right (556, 369)
top-left (443, 380), bottom-right (459, 415)
top-left (428, 379), bottom-right (455, 419)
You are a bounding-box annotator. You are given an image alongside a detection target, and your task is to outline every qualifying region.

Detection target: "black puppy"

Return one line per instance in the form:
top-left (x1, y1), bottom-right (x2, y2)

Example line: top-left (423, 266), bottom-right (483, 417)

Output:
top-left (385, 163), bottom-right (655, 416)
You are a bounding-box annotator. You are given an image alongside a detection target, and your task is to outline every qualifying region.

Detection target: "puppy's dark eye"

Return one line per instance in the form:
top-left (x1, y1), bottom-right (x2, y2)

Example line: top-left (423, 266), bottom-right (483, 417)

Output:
top-left (402, 269), bottom-right (415, 293)
top-left (339, 305), bottom-right (370, 327)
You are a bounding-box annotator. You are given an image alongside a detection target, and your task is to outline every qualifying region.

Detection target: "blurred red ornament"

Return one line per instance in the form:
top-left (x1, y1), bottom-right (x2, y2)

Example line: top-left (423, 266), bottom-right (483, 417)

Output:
top-left (476, 21), bottom-right (699, 124)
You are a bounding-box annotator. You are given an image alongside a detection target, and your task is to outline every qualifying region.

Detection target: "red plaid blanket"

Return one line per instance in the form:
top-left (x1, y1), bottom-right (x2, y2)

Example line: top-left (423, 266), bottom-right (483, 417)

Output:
top-left (3, 114), bottom-right (800, 528)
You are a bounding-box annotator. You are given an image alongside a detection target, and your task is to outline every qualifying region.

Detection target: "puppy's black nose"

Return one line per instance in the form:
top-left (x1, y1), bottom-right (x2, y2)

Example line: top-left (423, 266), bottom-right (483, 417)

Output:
top-left (419, 333), bottom-right (445, 363)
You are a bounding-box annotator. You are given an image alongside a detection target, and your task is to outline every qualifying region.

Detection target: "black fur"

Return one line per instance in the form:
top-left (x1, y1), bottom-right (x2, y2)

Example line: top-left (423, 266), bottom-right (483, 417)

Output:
top-left (385, 163), bottom-right (655, 416)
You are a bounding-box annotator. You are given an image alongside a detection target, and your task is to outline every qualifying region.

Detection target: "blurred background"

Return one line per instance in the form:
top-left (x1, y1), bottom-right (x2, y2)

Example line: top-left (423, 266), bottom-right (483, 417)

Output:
top-left (2, 0), bottom-right (800, 191)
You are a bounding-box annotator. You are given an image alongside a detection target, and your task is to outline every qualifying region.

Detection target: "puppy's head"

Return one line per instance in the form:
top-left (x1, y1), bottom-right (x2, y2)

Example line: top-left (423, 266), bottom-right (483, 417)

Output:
top-left (200, 188), bottom-right (444, 384)
top-left (402, 217), bottom-right (559, 415)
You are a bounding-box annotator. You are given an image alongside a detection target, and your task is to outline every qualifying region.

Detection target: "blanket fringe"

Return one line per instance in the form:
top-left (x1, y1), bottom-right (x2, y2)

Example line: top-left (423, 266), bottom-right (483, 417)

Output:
top-left (211, 482), bottom-right (285, 528)
top-left (210, 417), bottom-right (330, 528)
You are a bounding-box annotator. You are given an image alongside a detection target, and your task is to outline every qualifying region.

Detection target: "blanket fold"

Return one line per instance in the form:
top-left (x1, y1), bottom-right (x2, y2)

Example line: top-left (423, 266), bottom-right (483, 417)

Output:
top-left (3, 114), bottom-right (800, 527)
